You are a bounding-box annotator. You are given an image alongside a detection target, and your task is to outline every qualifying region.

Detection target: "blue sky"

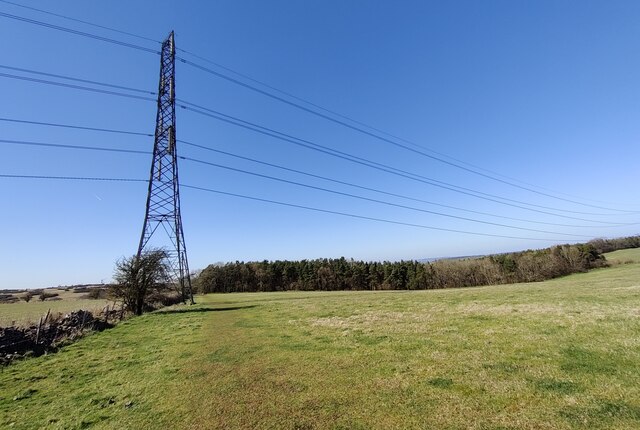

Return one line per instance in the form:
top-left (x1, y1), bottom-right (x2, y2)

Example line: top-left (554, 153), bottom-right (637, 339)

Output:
top-left (1, 0), bottom-right (639, 289)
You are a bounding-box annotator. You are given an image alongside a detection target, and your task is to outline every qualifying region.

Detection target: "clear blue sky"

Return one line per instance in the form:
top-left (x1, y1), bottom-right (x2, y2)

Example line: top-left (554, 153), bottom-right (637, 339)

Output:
top-left (1, 0), bottom-right (639, 289)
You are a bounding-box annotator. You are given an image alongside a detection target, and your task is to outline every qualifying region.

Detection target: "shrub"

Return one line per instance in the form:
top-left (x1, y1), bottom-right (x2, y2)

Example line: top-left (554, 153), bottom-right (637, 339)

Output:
top-left (111, 250), bottom-right (172, 315)
top-left (38, 291), bottom-right (59, 301)
top-left (21, 292), bottom-right (34, 303)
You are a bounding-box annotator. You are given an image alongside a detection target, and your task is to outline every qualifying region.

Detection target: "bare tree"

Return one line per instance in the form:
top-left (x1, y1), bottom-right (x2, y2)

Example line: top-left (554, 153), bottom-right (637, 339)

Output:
top-left (112, 250), bottom-right (171, 316)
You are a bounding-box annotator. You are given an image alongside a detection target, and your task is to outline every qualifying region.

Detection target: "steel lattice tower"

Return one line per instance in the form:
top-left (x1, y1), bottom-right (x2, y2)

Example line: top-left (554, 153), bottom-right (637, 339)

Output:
top-left (137, 31), bottom-right (194, 304)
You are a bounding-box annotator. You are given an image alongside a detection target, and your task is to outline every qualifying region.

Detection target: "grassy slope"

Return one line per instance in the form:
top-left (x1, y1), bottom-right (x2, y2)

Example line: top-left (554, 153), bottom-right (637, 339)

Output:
top-left (1, 250), bottom-right (639, 429)
top-left (604, 248), bottom-right (640, 264)
top-left (0, 289), bottom-right (110, 326)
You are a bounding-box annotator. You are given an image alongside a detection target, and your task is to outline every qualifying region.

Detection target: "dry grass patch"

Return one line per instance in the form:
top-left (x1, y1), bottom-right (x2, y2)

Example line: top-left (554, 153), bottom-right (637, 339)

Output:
top-left (0, 291), bottom-right (111, 327)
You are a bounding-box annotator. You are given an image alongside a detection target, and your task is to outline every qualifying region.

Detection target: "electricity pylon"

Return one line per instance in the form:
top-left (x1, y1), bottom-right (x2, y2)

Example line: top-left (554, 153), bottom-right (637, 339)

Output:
top-left (137, 31), bottom-right (194, 304)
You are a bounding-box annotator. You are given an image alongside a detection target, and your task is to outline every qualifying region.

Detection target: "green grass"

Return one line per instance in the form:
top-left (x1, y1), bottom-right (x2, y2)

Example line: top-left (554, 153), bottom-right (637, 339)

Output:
top-left (605, 248), bottom-right (640, 264)
top-left (0, 289), bottom-right (110, 326)
top-left (1, 250), bottom-right (640, 429)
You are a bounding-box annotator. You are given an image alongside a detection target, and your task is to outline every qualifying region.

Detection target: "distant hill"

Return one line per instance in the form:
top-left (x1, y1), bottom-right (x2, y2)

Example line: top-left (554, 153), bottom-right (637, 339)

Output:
top-left (417, 254), bottom-right (486, 263)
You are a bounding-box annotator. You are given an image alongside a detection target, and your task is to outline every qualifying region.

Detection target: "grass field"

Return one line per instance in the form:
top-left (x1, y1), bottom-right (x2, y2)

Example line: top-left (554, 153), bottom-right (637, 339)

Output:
top-left (0, 289), bottom-right (111, 327)
top-left (603, 248), bottom-right (640, 264)
top-left (1, 250), bottom-right (639, 429)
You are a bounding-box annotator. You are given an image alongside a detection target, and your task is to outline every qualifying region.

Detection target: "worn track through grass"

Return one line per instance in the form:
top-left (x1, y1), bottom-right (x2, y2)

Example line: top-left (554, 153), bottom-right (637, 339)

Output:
top-left (1, 250), bottom-right (639, 429)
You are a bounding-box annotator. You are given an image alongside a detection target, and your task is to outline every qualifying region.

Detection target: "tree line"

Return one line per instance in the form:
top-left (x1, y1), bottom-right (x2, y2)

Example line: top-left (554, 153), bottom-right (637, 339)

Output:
top-left (194, 236), bottom-right (640, 294)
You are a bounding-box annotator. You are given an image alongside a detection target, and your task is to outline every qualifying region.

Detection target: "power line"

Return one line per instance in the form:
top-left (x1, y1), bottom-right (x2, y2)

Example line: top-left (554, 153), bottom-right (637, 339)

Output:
top-left (0, 0), bottom-right (234, 78)
top-left (180, 156), bottom-right (592, 238)
top-left (0, 174), bottom-right (145, 182)
top-left (181, 184), bottom-right (577, 243)
top-left (4, 134), bottom-right (636, 239)
top-left (172, 46), bottom-right (613, 207)
top-left (0, 138), bottom-right (149, 155)
top-left (1, 116), bottom-right (627, 229)
top-left (0, 72), bottom-right (155, 102)
top-left (0, 11), bottom-right (159, 54)
top-left (179, 101), bottom-right (629, 218)
top-left (2, 63), bottom-right (632, 219)
top-left (179, 104), bottom-right (629, 221)
top-left (0, 118), bottom-right (153, 137)
top-left (0, 172), bottom-right (579, 242)
top-left (0, 64), bottom-right (156, 95)
top-left (180, 139), bottom-right (631, 229)
top-left (1, 63), bottom-right (633, 220)
top-left (1, 4), bottom-right (632, 210)
top-left (0, 136), bottom-right (624, 236)
top-left (0, 0), bottom-right (616, 208)
top-left (174, 58), bottom-right (628, 208)
top-left (0, 0), bottom-right (160, 44)
top-left (178, 57), bottom-right (637, 214)
top-left (0, 7), bottom-right (632, 257)
top-left (0, 67), bottom-right (567, 218)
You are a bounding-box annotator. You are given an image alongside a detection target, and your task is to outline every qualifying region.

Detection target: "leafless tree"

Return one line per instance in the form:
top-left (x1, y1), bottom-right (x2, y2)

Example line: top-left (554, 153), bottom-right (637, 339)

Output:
top-left (112, 249), bottom-right (171, 315)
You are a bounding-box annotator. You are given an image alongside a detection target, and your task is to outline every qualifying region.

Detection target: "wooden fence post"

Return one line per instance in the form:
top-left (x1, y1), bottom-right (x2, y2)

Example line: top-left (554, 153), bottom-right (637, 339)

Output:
top-left (80, 311), bottom-right (87, 332)
top-left (35, 316), bottom-right (43, 344)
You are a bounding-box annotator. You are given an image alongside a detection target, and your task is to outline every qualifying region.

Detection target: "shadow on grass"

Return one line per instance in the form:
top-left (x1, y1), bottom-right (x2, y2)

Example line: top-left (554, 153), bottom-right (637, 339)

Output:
top-left (157, 305), bottom-right (258, 315)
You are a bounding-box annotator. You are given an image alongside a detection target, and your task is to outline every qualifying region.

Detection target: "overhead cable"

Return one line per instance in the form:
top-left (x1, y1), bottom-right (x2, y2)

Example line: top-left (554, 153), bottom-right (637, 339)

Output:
top-left (1, 116), bottom-right (627, 229)
top-left (0, 72), bottom-right (155, 102)
top-left (181, 184), bottom-right (580, 243)
top-left (3, 136), bottom-right (631, 233)
top-left (0, 11), bottom-right (158, 54)
top-left (1, 64), bottom-right (632, 220)
top-left (0, 172), bottom-right (581, 242)
top-left (0, 138), bottom-right (149, 155)
top-left (1, 63), bottom-right (631, 218)
top-left (0, 117), bottom-right (153, 137)
top-left (0, 0), bottom-right (160, 44)
top-left (0, 173), bottom-right (145, 182)
top-left (180, 156), bottom-right (592, 238)
top-left (0, 64), bottom-right (156, 95)
top-left (178, 57), bottom-right (637, 214)
top-left (0, 3), bottom-right (631, 209)
top-left (179, 104), bottom-right (626, 221)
